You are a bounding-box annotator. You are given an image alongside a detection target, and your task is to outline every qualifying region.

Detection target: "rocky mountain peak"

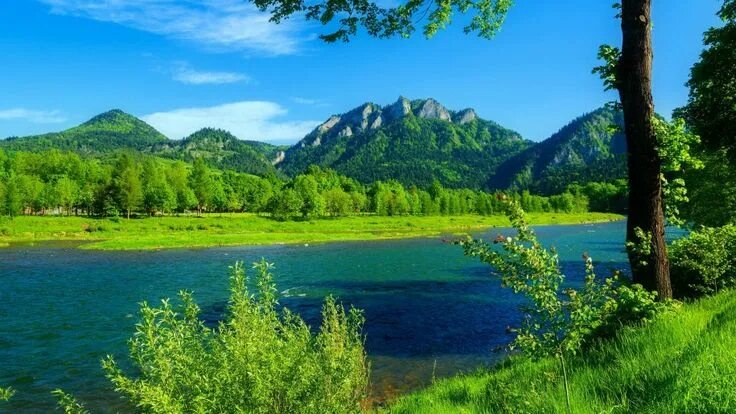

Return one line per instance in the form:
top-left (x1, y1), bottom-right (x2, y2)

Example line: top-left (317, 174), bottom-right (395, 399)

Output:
top-left (415, 98), bottom-right (451, 121)
top-left (384, 96), bottom-right (412, 122)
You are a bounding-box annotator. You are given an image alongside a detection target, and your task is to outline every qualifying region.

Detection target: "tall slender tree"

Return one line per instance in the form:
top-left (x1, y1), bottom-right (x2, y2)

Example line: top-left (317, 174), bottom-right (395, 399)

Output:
top-left (249, 0), bottom-right (671, 298)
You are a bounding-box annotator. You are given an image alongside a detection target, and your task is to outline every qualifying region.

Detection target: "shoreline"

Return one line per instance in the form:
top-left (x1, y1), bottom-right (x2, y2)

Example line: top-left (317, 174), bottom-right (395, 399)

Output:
top-left (0, 212), bottom-right (625, 251)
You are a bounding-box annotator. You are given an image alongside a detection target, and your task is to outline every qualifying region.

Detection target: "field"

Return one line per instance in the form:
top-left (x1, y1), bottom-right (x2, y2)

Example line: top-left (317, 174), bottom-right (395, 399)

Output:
top-left (0, 212), bottom-right (623, 250)
top-left (383, 290), bottom-right (736, 414)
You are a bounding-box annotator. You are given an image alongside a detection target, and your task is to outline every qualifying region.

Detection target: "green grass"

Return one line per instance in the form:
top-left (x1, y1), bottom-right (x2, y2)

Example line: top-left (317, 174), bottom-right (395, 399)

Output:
top-left (383, 290), bottom-right (736, 414)
top-left (0, 212), bottom-right (623, 251)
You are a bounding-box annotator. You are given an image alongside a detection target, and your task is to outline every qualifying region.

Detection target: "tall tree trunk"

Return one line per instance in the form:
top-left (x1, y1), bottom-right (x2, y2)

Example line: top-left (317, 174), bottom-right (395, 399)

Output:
top-left (617, 0), bottom-right (672, 299)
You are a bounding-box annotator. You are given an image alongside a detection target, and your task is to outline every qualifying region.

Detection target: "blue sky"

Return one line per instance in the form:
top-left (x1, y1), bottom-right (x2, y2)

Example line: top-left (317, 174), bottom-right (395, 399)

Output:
top-left (0, 0), bottom-right (723, 143)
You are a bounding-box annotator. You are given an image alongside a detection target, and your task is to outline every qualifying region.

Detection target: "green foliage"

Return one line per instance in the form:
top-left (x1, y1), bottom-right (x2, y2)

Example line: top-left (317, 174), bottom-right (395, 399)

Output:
top-left (458, 198), bottom-right (667, 412)
top-left (679, 0), bottom-right (736, 158)
top-left (100, 260), bottom-right (368, 414)
top-left (52, 389), bottom-right (89, 414)
top-left (681, 149), bottom-right (736, 226)
top-left (459, 199), bottom-right (662, 359)
top-left (252, 0), bottom-right (512, 42)
top-left (670, 225), bottom-right (736, 297)
top-left (0, 386), bottom-right (15, 402)
top-left (592, 44), bottom-right (621, 91)
top-left (653, 117), bottom-right (704, 226)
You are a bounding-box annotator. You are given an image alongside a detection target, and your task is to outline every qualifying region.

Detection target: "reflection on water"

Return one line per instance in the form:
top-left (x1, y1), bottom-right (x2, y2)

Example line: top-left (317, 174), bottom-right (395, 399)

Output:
top-left (0, 221), bottom-right (635, 412)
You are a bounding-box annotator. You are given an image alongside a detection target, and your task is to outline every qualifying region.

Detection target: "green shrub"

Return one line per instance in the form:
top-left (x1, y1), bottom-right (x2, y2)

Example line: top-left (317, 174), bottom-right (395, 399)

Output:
top-left (459, 198), bottom-right (669, 412)
top-left (670, 225), bottom-right (736, 297)
top-left (57, 260), bottom-right (368, 414)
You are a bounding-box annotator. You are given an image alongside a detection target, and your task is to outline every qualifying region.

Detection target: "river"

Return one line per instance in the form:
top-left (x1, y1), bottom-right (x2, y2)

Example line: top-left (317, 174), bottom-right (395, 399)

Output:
top-left (1, 221), bottom-right (634, 412)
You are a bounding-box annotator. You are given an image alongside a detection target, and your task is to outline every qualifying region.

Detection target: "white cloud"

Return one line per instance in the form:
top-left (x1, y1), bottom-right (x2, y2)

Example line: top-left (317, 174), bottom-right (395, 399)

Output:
top-left (172, 63), bottom-right (250, 85)
top-left (141, 101), bottom-right (320, 142)
top-left (0, 108), bottom-right (67, 123)
top-left (40, 0), bottom-right (305, 55)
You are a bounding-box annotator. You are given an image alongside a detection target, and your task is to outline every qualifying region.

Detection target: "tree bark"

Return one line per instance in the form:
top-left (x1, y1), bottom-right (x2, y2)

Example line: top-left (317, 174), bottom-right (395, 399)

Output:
top-left (617, 0), bottom-right (672, 299)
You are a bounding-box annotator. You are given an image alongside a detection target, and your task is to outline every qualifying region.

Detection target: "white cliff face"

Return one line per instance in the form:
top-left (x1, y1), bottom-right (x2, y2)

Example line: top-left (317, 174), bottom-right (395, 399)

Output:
top-left (455, 108), bottom-right (478, 124)
top-left (272, 150), bottom-right (286, 165)
top-left (416, 98), bottom-right (451, 121)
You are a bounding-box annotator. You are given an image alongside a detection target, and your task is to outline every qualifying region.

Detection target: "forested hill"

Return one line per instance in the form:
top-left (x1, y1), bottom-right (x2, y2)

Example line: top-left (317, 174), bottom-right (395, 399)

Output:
top-left (489, 107), bottom-right (627, 194)
top-left (1, 109), bottom-right (168, 153)
top-left (0, 111), bottom-right (283, 176)
top-left (276, 97), bottom-right (531, 189)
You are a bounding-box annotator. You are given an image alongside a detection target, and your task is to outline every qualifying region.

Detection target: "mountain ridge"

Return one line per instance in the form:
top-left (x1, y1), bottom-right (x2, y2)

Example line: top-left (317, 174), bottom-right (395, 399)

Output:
top-left (0, 98), bottom-right (628, 190)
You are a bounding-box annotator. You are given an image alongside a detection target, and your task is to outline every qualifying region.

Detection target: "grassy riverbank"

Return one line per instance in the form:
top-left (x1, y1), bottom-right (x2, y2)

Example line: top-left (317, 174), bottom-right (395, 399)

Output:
top-left (383, 290), bottom-right (736, 413)
top-left (0, 212), bottom-right (623, 250)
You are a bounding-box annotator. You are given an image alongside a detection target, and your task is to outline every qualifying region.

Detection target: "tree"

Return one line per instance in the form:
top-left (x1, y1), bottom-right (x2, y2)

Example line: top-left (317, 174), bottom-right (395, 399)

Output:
top-left (293, 174), bottom-right (325, 218)
top-left (270, 188), bottom-right (304, 220)
top-left (250, 0), bottom-right (672, 299)
top-left (113, 154), bottom-right (143, 219)
top-left (56, 176), bottom-right (78, 216)
top-left (679, 0), bottom-right (736, 157)
top-left (142, 159), bottom-right (176, 216)
top-left (190, 158), bottom-right (214, 215)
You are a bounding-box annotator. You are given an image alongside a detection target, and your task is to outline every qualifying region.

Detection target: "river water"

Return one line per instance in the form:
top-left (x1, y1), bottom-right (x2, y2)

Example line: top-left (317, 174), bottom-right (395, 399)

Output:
top-left (1, 221), bottom-right (635, 412)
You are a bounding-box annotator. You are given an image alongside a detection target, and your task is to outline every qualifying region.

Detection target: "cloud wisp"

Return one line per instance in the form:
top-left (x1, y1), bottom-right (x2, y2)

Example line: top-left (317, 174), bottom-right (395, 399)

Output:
top-left (141, 101), bottom-right (320, 142)
top-left (0, 108), bottom-right (67, 124)
top-left (171, 63), bottom-right (250, 85)
top-left (40, 0), bottom-right (305, 55)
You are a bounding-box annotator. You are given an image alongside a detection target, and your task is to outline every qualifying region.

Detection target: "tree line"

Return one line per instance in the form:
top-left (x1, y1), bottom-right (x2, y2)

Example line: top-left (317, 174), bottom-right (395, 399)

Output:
top-left (0, 149), bottom-right (598, 220)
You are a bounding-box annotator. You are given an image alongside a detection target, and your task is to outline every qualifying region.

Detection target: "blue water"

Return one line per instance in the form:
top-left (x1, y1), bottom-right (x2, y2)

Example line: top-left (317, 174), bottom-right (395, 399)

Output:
top-left (1, 221), bottom-right (636, 412)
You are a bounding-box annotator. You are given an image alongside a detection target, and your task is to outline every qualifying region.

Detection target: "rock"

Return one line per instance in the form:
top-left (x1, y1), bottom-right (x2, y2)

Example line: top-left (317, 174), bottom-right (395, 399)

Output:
top-left (416, 98), bottom-right (451, 121)
top-left (272, 150), bottom-right (285, 165)
top-left (455, 108), bottom-right (477, 124)
top-left (384, 96), bottom-right (411, 122)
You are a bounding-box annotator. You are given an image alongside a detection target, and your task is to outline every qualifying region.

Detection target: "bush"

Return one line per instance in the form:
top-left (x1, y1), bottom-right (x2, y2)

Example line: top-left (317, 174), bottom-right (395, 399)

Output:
top-left (58, 260), bottom-right (368, 414)
top-left (670, 225), bottom-right (736, 297)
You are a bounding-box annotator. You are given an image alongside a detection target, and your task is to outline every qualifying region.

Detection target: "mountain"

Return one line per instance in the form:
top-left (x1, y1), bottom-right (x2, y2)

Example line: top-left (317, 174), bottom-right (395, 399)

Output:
top-left (0, 109), bottom-right (168, 154)
top-left (490, 107), bottom-right (627, 194)
top-left (277, 97), bottom-right (531, 188)
top-left (0, 111), bottom-right (284, 176)
top-left (151, 128), bottom-right (285, 176)
top-left (0, 102), bottom-right (629, 191)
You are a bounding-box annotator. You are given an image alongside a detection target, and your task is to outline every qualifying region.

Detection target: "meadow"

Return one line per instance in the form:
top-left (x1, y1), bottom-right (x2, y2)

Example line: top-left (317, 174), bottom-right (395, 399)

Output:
top-left (0, 212), bottom-right (623, 250)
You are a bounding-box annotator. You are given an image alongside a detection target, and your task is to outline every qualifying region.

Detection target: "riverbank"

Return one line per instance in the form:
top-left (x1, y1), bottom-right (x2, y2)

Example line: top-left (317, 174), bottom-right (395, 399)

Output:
top-left (382, 290), bottom-right (736, 413)
top-left (0, 212), bottom-right (623, 250)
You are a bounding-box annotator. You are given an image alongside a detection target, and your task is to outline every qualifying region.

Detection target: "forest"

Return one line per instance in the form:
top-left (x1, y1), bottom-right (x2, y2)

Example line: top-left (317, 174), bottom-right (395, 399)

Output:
top-left (0, 148), bottom-right (603, 220)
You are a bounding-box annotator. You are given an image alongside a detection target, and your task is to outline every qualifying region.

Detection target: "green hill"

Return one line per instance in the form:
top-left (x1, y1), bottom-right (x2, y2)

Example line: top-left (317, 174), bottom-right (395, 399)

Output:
top-left (0, 111), bottom-right (283, 176)
top-left (277, 97), bottom-right (531, 188)
top-left (385, 290), bottom-right (736, 413)
top-left (490, 107), bottom-right (627, 194)
top-left (0, 109), bottom-right (168, 154)
top-left (151, 128), bottom-right (284, 176)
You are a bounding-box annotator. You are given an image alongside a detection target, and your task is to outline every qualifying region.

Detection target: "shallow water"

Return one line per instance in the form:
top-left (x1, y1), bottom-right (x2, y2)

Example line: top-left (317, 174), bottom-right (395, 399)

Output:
top-left (1, 221), bottom-right (643, 412)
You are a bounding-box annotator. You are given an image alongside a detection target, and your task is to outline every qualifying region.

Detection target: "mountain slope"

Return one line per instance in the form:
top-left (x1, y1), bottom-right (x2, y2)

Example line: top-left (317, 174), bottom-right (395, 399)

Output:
top-left (490, 107), bottom-right (627, 194)
top-left (278, 97), bottom-right (530, 188)
top-left (152, 128), bottom-right (284, 176)
top-left (1, 109), bottom-right (168, 154)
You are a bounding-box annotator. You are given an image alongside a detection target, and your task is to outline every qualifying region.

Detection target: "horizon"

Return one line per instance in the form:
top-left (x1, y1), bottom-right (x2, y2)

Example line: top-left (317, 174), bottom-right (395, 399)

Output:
top-left (0, 0), bottom-right (722, 143)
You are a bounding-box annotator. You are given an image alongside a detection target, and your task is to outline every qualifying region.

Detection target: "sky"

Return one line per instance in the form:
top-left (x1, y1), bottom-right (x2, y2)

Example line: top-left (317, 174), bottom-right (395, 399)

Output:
top-left (0, 0), bottom-right (724, 143)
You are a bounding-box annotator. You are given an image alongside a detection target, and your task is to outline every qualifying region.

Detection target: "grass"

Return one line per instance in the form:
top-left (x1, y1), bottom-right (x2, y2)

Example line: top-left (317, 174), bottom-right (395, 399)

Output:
top-left (0, 212), bottom-right (622, 251)
top-left (382, 290), bottom-right (736, 414)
